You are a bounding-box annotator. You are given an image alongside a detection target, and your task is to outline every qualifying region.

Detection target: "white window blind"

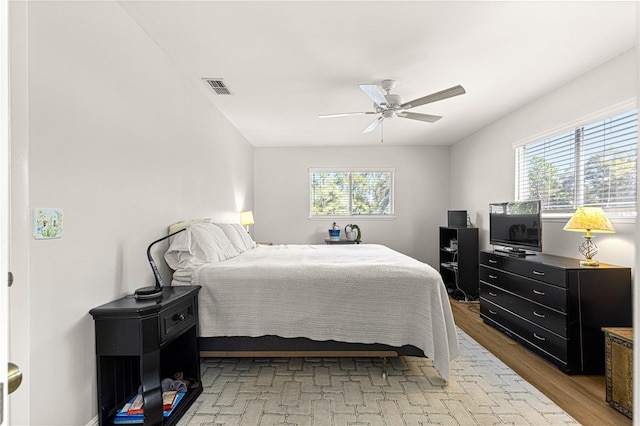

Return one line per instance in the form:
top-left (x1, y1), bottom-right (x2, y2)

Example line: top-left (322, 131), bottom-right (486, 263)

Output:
top-left (515, 109), bottom-right (638, 215)
top-left (309, 169), bottom-right (394, 217)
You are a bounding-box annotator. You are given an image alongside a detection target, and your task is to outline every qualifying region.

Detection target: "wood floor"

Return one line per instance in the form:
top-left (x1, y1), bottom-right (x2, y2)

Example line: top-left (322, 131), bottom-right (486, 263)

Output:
top-left (450, 298), bottom-right (631, 426)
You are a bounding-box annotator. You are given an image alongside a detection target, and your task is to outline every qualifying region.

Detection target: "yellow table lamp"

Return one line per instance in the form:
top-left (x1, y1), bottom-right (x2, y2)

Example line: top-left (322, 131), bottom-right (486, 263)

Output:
top-left (240, 210), bottom-right (255, 232)
top-left (563, 207), bottom-right (615, 266)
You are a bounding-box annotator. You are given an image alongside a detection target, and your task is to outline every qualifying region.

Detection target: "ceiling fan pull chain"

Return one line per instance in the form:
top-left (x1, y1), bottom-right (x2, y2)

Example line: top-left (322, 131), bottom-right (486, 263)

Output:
top-left (381, 120), bottom-right (384, 144)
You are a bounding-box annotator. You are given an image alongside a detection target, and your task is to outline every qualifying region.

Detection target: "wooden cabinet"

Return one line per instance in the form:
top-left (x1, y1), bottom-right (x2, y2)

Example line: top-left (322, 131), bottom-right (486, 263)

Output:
top-left (480, 251), bottom-right (631, 374)
top-left (603, 327), bottom-right (633, 418)
top-left (90, 286), bottom-right (202, 425)
top-left (439, 227), bottom-right (478, 300)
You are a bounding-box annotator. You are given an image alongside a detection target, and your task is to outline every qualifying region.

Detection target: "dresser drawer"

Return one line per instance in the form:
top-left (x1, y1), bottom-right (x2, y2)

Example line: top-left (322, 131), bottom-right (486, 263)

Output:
top-left (160, 296), bottom-right (196, 345)
top-left (481, 299), bottom-right (568, 365)
top-left (480, 282), bottom-right (567, 337)
top-left (481, 251), bottom-right (566, 286)
top-left (505, 289), bottom-right (567, 337)
top-left (479, 281), bottom-right (513, 310)
top-left (480, 265), bottom-right (567, 312)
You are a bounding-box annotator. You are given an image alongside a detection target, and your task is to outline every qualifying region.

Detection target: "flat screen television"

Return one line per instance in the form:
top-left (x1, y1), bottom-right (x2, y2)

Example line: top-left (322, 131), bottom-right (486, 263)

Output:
top-left (489, 200), bottom-right (542, 254)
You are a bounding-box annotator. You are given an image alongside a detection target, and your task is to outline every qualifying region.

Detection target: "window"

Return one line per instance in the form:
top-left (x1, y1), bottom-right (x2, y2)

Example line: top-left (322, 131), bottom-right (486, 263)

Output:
top-left (515, 109), bottom-right (638, 216)
top-left (309, 169), bottom-right (394, 217)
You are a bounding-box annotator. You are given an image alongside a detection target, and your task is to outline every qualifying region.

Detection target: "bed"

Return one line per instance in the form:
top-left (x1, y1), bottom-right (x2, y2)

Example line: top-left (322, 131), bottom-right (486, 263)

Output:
top-left (164, 221), bottom-right (459, 381)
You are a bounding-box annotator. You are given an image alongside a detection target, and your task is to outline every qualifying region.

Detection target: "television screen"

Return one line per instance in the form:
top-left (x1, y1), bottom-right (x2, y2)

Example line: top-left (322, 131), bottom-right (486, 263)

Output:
top-left (489, 200), bottom-right (542, 253)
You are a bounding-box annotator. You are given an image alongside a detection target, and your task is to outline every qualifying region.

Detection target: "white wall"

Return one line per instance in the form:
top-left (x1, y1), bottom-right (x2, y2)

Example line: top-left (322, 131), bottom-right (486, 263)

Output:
top-left (254, 146), bottom-right (450, 265)
top-left (450, 48), bottom-right (637, 267)
top-left (10, 2), bottom-right (254, 425)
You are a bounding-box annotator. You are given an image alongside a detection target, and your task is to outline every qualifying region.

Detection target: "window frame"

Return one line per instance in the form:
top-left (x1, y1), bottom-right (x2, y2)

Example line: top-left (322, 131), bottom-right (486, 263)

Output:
top-left (513, 100), bottom-right (638, 220)
top-left (308, 167), bottom-right (396, 220)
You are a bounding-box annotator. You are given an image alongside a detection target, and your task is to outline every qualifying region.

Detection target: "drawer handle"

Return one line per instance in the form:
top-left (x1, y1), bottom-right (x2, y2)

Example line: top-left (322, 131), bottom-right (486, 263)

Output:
top-left (488, 274), bottom-right (498, 279)
top-left (488, 309), bottom-right (498, 315)
top-left (488, 291), bottom-right (498, 297)
top-left (533, 332), bottom-right (546, 341)
top-left (173, 313), bottom-right (186, 322)
top-left (533, 311), bottom-right (546, 318)
top-left (532, 270), bottom-right (545, 276)
top-left (488, 259), bottom-right (498, 264)
top-left (533, 289), bottom-right (546, 296)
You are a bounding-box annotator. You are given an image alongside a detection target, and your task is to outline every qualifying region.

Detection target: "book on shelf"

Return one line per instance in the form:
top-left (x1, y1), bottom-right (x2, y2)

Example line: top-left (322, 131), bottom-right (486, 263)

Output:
top-left (127, 390), bottom-right (179, 415)
top-left (114, 391), bottom-right (185, 424)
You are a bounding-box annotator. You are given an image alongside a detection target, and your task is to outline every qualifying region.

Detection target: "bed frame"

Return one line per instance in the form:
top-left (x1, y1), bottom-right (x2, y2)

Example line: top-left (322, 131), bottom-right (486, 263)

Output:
top-left (198, 335), bottom-right (427, 377)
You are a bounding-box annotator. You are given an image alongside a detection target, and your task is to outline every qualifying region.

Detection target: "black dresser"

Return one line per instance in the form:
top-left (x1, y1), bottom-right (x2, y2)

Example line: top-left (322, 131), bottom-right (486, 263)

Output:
top-left (479, 251), bottom-right (631, 374)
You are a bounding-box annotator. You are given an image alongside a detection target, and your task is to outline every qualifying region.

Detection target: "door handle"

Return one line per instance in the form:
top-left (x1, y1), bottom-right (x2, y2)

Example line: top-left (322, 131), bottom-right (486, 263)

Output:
top-left (8, 362), bottom-right (22, 394)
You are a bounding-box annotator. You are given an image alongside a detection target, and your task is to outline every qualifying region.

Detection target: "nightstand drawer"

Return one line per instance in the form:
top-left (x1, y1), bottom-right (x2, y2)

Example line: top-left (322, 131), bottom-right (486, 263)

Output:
top-left (160, 297), bottom-right (196, 344)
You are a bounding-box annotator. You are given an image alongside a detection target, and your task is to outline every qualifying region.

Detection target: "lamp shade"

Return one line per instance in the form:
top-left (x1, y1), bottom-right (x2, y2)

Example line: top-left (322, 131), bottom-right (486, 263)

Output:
top-left (563, 207), bottom-right (615, 233)
top-left (240, 211), bottom-right (255, 227)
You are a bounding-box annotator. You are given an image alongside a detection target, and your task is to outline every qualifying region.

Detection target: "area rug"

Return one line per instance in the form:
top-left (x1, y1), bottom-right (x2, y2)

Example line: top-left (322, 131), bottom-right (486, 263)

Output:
top-left (177, 328), bottom-right (578, 425)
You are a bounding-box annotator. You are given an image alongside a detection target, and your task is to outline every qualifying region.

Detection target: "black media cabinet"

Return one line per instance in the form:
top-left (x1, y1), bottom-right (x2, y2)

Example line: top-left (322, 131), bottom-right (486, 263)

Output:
top-left (439, 226), bottom-right (479, 300)
top-left (90, 286), bottom-right (202, 425)
top-left (479, 251), bottom-right (631, 374)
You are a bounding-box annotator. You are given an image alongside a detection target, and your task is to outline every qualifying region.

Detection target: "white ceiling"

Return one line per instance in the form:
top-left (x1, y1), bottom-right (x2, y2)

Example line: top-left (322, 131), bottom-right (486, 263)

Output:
top-left (119, 1), bottom-right (638, 147)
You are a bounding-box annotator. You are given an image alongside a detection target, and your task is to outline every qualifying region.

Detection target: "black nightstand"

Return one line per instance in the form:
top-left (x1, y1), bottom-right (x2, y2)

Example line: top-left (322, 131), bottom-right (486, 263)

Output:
top-left (90, 286), bottom-right (202, 425)
top-left (324, 239), bottom-right (361, 245)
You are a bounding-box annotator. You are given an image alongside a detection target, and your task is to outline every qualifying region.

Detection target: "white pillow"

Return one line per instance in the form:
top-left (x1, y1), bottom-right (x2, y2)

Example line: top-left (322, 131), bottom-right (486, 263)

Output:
top-left (190, 222), bottom-right (241, 262)
top-left (230, 223), bottom-right (257, 250)
top-left (214, 223), bottom-right (247, 253)
top-left (164, 223), bottom-right (240, 269)
top-left (164, 229), bottom-right (198, 270)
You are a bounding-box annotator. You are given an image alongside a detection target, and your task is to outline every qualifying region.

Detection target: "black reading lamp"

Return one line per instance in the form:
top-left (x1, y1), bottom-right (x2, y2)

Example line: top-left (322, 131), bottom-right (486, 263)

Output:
top-left (135, 228), bottom-right (186, 299)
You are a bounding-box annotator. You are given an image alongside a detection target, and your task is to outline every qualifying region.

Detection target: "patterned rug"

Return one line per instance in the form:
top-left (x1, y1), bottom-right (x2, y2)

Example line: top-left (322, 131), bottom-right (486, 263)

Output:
top-left (177, 328), bottom-right (578, 425)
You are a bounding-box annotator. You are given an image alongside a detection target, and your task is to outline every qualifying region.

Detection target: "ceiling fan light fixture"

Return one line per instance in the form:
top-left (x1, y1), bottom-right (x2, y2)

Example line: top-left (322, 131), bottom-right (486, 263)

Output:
top-left (384, 93), bottom-right (403, 107)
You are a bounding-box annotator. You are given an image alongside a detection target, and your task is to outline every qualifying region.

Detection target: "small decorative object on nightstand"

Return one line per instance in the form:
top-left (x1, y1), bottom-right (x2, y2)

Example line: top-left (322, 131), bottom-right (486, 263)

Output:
top-left (603, 327), bottom-right (633, 419)
top-left (344, 224), bottom-right (361, 242)
top-left (563, 206), bottom-right (615, 266)
top-left (328, 222), bottom-right (340, 241)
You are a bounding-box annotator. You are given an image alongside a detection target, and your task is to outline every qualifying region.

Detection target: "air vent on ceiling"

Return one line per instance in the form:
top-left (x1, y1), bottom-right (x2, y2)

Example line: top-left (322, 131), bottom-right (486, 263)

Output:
top-left (203, 78), bottom-right (232, 95)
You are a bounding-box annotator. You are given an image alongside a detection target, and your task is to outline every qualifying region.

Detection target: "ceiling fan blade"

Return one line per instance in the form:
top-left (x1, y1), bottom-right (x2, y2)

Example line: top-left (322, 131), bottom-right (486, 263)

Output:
top-left (362, 116), bottom-right (383, 133)
top-left (398, 111), bottom-right (442, 123)
top-left (359, 84), bottom-right (387, 107)
top-left (318, 111), bottom-right (377, 118)
top-left (400, 85), bottom-right (466, 109)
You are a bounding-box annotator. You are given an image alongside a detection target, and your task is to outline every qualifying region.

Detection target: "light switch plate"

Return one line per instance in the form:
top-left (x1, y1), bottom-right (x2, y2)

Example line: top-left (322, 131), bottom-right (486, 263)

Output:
top-left (33, 208), bottom-right (63, 239)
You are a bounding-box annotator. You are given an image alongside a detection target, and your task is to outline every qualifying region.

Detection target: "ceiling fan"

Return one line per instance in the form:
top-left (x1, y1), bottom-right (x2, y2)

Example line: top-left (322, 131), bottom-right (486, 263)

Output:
top-left (319, 79), bottom-right (466, 133)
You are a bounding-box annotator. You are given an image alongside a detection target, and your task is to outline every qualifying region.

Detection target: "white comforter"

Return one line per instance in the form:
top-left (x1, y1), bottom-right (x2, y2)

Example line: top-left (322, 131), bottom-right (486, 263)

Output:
top-left (176, 243), bottom-right (459, 380)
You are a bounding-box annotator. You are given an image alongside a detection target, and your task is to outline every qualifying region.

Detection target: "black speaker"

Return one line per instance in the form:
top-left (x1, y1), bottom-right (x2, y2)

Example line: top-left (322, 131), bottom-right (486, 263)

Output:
top-left (448, 210), bottom-right (467, 228)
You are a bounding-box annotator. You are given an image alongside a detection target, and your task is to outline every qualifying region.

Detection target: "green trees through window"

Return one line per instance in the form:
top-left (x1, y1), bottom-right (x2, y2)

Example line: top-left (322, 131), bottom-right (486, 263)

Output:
top-left (516, 109), bottom-right (637, 214)
top-left (310, 170), bottom-right (393, 216)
